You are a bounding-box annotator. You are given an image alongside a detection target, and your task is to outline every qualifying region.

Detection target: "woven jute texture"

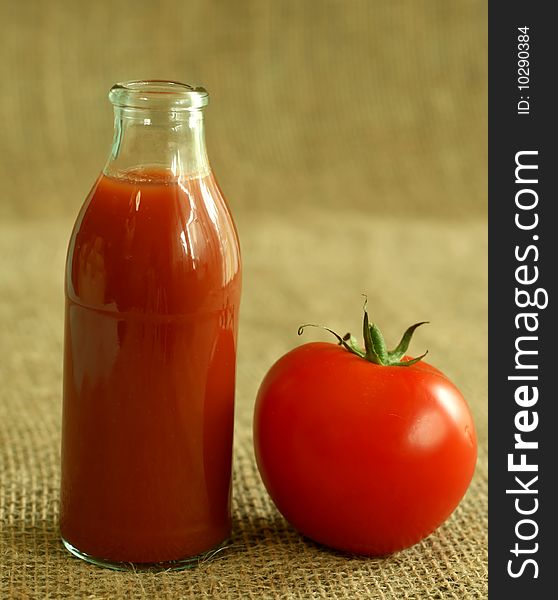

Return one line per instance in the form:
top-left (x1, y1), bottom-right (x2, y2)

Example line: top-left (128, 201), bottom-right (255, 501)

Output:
top-left (1, 1), bottom-right (487, 598)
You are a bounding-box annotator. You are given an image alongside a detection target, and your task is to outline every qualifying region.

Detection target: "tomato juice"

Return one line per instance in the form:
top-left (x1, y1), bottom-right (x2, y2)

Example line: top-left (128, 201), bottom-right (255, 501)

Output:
top-left (61, 169), bottom-right (241, 565)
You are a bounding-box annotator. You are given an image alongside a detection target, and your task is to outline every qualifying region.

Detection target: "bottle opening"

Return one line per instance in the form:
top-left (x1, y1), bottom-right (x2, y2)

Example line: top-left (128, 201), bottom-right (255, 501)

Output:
top-left (109, 80), bottom-right (209, 111)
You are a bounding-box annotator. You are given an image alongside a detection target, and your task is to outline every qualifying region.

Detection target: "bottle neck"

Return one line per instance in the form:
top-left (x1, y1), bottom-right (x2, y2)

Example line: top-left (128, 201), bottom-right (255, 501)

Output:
top-left (103, 107), bottom-right (210, 180)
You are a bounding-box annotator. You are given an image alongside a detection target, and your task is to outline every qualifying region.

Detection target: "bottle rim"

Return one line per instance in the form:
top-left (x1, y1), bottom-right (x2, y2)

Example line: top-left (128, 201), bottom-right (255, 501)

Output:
top-left (109, 80), bottom-right (209, 111)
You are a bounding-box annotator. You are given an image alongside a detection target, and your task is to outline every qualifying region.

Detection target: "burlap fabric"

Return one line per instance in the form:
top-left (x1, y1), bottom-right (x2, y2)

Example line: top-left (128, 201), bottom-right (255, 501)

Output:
top-left (0, 1), bottom-right (487, 598)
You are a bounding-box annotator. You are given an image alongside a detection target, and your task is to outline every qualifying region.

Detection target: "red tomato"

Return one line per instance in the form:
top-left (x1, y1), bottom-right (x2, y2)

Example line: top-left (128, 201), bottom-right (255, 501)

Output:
top-left (253, 315), bottom-right (477, 556)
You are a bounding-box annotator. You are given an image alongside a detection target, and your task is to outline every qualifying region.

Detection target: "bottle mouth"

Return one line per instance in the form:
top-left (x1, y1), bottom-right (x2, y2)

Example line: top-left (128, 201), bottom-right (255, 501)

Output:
top-left (109, 80), bottom-right (209, 111)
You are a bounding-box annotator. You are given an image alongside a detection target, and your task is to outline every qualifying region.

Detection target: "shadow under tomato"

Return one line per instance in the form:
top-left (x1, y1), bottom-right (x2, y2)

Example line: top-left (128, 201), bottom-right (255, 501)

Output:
top-left (229, 511), bottom-right (394, 565)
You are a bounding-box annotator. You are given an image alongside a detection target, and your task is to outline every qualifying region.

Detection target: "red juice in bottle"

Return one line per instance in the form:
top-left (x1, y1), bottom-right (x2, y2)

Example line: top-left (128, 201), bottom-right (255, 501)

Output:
top-left (60, 82), bottom-right (241, 570)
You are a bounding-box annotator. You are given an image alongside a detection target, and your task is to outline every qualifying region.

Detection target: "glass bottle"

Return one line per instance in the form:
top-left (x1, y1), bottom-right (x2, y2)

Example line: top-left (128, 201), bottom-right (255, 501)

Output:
top-left (60, 80), bottom-right (242, 570)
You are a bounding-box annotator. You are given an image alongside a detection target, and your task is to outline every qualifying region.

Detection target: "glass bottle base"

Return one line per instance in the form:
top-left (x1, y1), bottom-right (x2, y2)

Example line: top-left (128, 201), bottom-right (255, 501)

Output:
top-left (61, 537), bottom-right (229, 572)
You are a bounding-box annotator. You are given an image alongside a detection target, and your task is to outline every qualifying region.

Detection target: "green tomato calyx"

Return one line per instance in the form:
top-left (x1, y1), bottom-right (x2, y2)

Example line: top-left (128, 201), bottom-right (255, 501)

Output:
top-left (298, 302), bottom-right (428, 367)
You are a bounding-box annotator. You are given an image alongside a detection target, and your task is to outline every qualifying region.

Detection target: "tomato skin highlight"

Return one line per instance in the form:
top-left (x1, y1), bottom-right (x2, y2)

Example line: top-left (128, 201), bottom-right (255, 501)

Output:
top-left (253, 342), bottom-right (477, 555)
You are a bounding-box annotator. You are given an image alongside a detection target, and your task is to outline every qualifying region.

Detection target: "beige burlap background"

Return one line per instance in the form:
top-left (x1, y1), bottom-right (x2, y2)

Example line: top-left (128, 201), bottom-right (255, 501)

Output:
top-left (0, 1), bottom-right (487, 598)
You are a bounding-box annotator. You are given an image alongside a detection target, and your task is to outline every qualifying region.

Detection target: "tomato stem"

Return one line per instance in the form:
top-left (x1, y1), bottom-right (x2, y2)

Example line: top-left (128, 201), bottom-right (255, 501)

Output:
top-left (297, 324), bottom-right (364, 357)
top-left (298, 301), bottom-right (429, 367)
